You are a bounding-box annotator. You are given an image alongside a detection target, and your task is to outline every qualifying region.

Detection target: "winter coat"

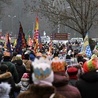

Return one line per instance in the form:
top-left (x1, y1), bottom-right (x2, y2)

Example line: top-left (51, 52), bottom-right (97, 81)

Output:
top-left (0, 82), bottom-right (11, 98)
top-left (2, 60), bottom-right (19, 83)
top-left (17, 84), bottom-right (66, 98)
top-left (76, 70), bottom-right (98, 98)
top-left (15, 59), bottom-right (26, 82)
top-left (68, 79), bottom-right (78, 86)
top-left (22, 60), bottom-right (32, 73)
top-left (53, 72), bottom-right (81, 98)
top-left (0, 72), bottom-right (17, 98)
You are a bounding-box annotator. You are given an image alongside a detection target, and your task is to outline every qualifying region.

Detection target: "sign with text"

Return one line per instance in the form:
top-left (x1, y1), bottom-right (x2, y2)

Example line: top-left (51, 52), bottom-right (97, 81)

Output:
top-left (51, 33), bottom-right (68, 40)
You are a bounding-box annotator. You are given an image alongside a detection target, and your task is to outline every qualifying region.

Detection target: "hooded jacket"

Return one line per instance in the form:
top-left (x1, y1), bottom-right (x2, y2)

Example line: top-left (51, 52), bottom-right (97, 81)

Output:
top-left (0, 82), bottom-right (11, 98)
top-left (17, 84), bottom-right (66, 98)
top-left (0, 72), bottom-right (19, 98)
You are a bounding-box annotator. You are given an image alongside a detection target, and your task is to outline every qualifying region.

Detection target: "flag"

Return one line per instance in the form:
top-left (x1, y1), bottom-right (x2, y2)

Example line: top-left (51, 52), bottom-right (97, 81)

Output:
top-left (34, 16), bottom-right (39, 40)
top-left (33, 16), bottom-right (41, 52)
top-left (4, 33), bottom-right (12, 53)
top-left (38, 33), bottom-right (42, 49)
top-left (81, 32), bottom-right (92, 58)
top-left (15, 22), bottom-right (27, 54)
top-left (13, 39), bottom-right (17, 48)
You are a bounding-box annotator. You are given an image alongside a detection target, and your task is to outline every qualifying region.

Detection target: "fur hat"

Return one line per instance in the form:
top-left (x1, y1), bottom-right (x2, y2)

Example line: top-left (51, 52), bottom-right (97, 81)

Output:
top-left (0, 82), bottom-right (11, 98)
top-left (21, 73), bottom-right (30, 81)
top-left (67, 66), bottom-right (78, 79)
top-left (51, 57), bottom-right (66, 72)
top-left (32, 57), bottom-right (54, 86)
top-left (83, 58), bottom-right (98, 73)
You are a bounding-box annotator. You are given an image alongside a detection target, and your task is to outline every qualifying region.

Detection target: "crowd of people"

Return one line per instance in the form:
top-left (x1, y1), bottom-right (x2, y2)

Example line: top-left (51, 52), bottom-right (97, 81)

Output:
top-left (0, 40), bottom-right (98, 98)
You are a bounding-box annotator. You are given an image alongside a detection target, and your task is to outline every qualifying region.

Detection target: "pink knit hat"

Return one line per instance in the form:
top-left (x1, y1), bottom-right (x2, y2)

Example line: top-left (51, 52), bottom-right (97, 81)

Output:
top-left (21, 73), bottom-right (30, 81)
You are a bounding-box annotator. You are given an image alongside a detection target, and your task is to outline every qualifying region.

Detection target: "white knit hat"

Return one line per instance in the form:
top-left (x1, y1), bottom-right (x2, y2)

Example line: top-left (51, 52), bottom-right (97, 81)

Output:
top-left (32, 57), bottom-right (54, 86)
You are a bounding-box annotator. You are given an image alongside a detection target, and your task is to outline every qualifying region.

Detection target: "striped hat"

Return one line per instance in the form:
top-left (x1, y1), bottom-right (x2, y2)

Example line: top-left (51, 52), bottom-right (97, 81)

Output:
top-left (83, 59), bottom-right (98, 73)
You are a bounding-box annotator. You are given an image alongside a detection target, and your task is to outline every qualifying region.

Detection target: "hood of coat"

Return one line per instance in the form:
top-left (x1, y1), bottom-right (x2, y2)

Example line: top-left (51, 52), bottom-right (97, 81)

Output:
top-left (80, 70), bottom-right (98, 83)
top-left (0, 82), bottom-right (11, 98)
top-left (52, 72), bottom-right (69, 87)
top-left (0, 72), bottom-right (12, 80)
top-left (29, 84), bottom-right (55, 97)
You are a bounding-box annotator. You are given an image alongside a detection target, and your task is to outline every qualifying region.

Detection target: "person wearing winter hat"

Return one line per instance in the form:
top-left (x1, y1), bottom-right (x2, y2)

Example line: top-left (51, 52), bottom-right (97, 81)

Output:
top-left (75, 55), bottom-right (98, 98)
top-left (17, 73), bottom-right (30, 93)
top-left (67, 66), bottom-right (78, 86)
top-left (82, 54), bottom-right (98, 73)
top-left (17, 57), bottom-right (66, 98)
top-left (51, 57), bottom-right (82, 98)
top-left (0, 82), bottom-right (11, 98)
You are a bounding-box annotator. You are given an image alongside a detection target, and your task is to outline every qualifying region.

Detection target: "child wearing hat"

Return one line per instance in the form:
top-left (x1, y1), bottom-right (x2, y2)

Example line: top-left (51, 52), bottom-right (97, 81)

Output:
top-left (17, 73), bottom-right (30, 93)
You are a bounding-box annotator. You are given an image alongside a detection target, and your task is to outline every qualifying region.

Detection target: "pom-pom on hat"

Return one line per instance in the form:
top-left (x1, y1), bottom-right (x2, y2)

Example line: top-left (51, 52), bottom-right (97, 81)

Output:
top-left (83, 58), bottom-right (98, 73)
top-left (32, 57), bottom-right (54, 86)
top-left (21, 73), bottom-right (30, 81)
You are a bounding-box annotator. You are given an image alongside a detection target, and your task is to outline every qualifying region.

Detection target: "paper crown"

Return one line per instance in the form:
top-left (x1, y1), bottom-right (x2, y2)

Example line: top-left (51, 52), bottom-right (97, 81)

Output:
top-left (51, 57), bottom-right (66, 72)
top-left (32, 57), bottom-right (54, 84)
top-left (34, 64), bottom-right (52, 80)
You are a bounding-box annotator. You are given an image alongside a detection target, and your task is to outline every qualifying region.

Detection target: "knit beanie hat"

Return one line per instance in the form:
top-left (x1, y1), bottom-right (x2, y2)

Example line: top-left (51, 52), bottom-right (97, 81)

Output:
top-left (21, 73), bottom-right (30, 81)
top-left (67, 66), bottom-right (78, 79)
top-left (51, 57), bottom-right (66, 72)
top-left (32, 57), bottom-right (54, 86)
top-left (83, 56), bottom-right (98, 73)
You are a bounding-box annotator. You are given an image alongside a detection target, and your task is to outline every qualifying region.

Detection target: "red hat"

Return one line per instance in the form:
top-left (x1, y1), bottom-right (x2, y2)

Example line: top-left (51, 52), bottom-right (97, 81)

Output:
top-left (67, 66), bottom-right (78, 78)
top-left (21, 73), bottom-right (29, 81)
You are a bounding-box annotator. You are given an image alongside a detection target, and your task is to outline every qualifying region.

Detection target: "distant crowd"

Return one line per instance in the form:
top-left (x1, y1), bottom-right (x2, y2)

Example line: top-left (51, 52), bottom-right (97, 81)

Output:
top-left (0, 40), bottom-right (97, 98)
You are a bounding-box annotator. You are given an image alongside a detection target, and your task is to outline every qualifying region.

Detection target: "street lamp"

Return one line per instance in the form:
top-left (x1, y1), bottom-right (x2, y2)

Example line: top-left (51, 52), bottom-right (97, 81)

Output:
top-left (8, 15), bottom-right (16, 36)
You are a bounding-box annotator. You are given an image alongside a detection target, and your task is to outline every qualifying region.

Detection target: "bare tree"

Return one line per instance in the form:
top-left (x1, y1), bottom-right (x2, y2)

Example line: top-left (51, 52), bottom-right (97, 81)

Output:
top-left (23, 0), bottom-right (98, 39)
top-left (0, 0), bottom-right (12, 18)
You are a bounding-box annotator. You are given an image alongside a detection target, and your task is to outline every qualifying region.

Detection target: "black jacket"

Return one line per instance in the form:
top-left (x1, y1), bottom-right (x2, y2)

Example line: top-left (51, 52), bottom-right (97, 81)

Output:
top-left (76, 70), bottom-right (98, 98)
